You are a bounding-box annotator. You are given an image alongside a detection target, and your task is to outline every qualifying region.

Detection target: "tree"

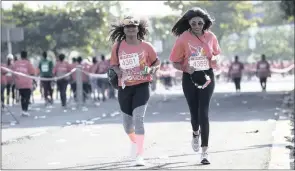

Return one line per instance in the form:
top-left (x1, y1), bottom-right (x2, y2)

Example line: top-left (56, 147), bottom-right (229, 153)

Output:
top-left (1, 1), bottom-right (119, 57)
top-left (149, 15), bottom-right (178, 59)
top-left (164, 1), bottom-right (258, 44)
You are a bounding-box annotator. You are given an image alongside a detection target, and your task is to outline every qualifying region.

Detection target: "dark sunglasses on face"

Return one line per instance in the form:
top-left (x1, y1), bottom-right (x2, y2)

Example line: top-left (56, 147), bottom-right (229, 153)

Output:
top-left (124, 25), bottom-right (137, 28)
top-left (191, 22), bottom-right (204, 27)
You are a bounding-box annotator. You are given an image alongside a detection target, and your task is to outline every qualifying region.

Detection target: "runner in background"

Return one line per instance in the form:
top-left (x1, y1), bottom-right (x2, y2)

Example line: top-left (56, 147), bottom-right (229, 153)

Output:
top-left (1, 62), bottom-right (7, 108)
top-left (12, 51), bottom-right (35, 116)
top-left (228, 55), bottom-right (244, 92)
top-left (38, 51), bottom-right (54, 105)
top-left (159, 60), bottom-right (173, 89)
top-left (90, 56), bottom-right (99, 101)
top-left (96, 54), bottom-right (110, 101)
top-left (70, 56), bottom-right (90, 103)
top-left (5, 55), bottom-right (15, 105)
top-left (256, 54), bottom-right (271, 92)
top-left (169, 7), bottom-right (220, 165)
top-left (109, 16), bottom-right (160, 166)
top-left (53, 53), bottom-right (71, 108)
top-left (70, 57), bottom-right (77, 100)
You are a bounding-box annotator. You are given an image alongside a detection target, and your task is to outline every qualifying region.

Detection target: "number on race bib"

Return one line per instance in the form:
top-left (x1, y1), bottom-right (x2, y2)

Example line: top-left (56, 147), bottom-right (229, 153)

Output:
top-left (41, 64), bottom-right (49, 72)
top-left (189, 56), bottom-right (209, 71)
top-left (119, 53), bottom-right (140, 70)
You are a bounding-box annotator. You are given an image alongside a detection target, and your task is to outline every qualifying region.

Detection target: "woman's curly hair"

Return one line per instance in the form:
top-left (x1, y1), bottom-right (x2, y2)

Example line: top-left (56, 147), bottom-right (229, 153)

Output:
top-left (172, 7), bottom-right (215, 37)
top-left (109, 16), bottom-right (149, 43)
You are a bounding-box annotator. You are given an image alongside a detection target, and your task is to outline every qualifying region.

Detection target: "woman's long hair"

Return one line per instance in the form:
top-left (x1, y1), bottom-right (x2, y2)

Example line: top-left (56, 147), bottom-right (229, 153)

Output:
top-left (109, 17), bottom-right (149, 43)
top-left (172, 7), bottom-right (215, 37)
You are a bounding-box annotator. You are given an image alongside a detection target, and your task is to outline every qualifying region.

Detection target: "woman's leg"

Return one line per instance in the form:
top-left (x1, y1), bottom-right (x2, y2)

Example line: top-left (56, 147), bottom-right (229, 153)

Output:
top-left (131, 82), bottom-right (150, 165)
top-left (198, 70), bottom-right (215, 164)
top-left (182, 73), bottom-right (200, 152)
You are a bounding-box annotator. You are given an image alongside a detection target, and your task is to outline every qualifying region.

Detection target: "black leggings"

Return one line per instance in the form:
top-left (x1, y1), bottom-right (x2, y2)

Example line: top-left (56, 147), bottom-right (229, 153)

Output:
top-left (6, 84), bottom-right (16, 103)
top-left (71, 83), bottom-right (88, 102)
top-left (41, 80), bottom-right (53, 101)
top-left (1, 85), bottom-right (5, 105)
top-left (259, 77), bottom-right (267, 90)
top-left (19, 89), bottom-right (31, 111)
top-left (118, 82), bottom-right (150, 116)
top-left (182, 70), bottom-right (215, 147)
top-left (233, 77), bottom-right (241, 91)
top-left (57, 79), bottom-right (68, 106)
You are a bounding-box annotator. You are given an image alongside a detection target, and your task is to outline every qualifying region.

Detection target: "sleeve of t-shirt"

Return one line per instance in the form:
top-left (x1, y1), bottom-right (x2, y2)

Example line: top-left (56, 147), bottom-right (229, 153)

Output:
top-left (212, 33), bottom-right (221, 56)
top-left (169, 37), bottom-right (185, 63)
top-left (145, 42), bottom-right (158, 66)
top-left (53, 63), bottom-right (57, 75)
top-left (110, 43), bottom-right (119, 66)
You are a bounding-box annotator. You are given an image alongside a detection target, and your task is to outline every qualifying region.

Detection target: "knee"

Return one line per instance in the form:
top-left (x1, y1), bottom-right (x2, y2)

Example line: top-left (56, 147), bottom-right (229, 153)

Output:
top-left (122, 115), bottom-right (134, 134)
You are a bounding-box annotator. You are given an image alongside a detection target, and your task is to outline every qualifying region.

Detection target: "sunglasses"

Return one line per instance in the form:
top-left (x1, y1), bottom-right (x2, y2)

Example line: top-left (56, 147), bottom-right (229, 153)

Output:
top-left (122, 18), bottom-right (139, 26)
top-left (190, 22), bottom-right (204, 27)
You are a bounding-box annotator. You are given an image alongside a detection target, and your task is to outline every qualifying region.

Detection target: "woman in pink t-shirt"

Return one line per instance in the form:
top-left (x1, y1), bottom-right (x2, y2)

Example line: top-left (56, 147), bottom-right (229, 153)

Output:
top-left (109, 16), bottom-right (161, 166)
top-left (12, 51), bottom-right (35, 117)
top-left (169, 7), bottom-right (221, 165)
top-left (53, 53), bottom-right (71, 107)
top-left (256, 54), bottom-right (271, 91)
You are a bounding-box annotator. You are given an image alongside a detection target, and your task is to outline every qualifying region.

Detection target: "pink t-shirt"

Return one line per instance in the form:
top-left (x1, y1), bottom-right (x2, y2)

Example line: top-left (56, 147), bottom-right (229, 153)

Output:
top-left (6, 64), bottom-right (14, 84)
top-left (229, 62), bottom-right (244, 78)
top-left (97, 60), bottom-right (110, 74)
top-left (110, 40), bottom-right (158, 87)
top-left (169, 31), bottom-right (221, 72)
top-left (12, 59), bottom-right (35, 89)
top-left (70, 63), bottom-right (90, 83)
top-left (1, 64), bottom-right (7, 85)
top-left (256, 60), bottom-right (270, 78)
top-left (53, 61), bottom-right (71, 77)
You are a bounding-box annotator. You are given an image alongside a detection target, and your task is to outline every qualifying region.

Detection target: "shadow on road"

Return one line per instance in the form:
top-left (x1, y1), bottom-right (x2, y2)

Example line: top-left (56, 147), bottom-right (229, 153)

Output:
top-left (57, 144), bottom-right (276, 170)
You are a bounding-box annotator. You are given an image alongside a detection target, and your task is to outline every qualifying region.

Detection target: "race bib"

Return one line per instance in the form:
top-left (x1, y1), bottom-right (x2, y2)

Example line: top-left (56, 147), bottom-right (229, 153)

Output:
top-left (189, 56), bottom-right (210, 71)
top-left (119, 53), bottom-right (140, 70)
top-left (233, 64), bottom-right (240, 71)
top-left (41, 64), bottom-right (49, 72)
top-left (259, 63), bottom-right (267, 69)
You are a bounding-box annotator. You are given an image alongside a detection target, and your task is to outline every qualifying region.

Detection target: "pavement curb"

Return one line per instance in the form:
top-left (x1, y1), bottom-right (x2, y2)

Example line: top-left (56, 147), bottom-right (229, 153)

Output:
top-left (268, 92), bottom-right (294, 169)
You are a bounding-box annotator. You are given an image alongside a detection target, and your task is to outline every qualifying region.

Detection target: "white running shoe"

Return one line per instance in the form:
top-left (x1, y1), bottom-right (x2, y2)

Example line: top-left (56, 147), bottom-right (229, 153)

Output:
top-left (21, 111), bottom-right (30, 117)
top-left (200, 152), bottom-right (210, 165)
top-left (130, 142), bottom-right (137, 159)
top-left (135, 155), bottom-right (145, 166)
top-left (191, 134), bottom-right (200, 152)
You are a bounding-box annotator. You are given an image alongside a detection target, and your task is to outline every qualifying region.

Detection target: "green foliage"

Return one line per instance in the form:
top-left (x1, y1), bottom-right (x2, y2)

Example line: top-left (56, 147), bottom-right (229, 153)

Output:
top-left (164, 1), bottom-right (258, 43)
top-left (1, 1), bottom-right (119, 56)
top-left (221, 25), bottom-right (294, 61)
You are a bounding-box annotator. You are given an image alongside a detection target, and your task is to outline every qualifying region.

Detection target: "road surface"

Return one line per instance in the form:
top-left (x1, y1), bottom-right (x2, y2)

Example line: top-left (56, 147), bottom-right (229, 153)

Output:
top-left (1, 78), bottom-right (294, 169)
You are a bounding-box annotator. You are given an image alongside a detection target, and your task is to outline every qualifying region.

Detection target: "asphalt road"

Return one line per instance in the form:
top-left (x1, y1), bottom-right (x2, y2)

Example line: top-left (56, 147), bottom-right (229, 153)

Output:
top-left (1, 78), bottom-right (294, 169)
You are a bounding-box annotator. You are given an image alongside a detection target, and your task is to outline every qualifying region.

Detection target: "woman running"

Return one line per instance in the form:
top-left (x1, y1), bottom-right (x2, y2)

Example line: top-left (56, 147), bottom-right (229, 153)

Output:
top-left (169, 7), bottom-right (221, 165)
top-left (5, 56), bottom-right (16, 105)
top-left (109, 16), bottom-right (160, 166)
top-left (12, 51), bottom-right (35, 116)
top-left (256, 54), bottom-right (271, 91)
top-left (53, 54), bottom-right (71, 107)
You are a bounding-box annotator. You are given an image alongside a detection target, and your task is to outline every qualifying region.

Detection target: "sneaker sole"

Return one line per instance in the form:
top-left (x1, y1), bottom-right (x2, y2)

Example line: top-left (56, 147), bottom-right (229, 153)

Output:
top-left (201, 159), bottom-right (210, 165)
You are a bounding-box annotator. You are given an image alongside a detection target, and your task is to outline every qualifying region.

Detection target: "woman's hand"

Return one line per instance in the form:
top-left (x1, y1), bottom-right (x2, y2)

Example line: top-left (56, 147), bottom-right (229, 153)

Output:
top-left (185, 65), bottom-right (195, 74)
